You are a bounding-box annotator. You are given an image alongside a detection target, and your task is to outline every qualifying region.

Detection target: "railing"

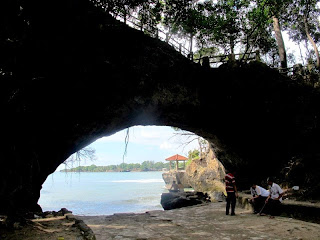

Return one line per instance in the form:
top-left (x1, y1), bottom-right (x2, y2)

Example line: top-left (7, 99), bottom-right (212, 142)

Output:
top-left (109, 11), bottom-right (319, 84)
top-left (112, 12), bottom-right (191, 58)
top-left (278, 65), bottom-right (312, 77)
top-left (194, 51), bottom-right (261, 67)
top-left (276, 64), bottom-right (320, 87)
top-left (111, 11), bottom-right (264, 66)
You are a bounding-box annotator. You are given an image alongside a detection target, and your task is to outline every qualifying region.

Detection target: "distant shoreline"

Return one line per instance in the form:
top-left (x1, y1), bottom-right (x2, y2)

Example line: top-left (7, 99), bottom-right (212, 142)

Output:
top-left (60, 162), bottom-right (169, 173)
top-left (60, 170), bottom-right (165, 173)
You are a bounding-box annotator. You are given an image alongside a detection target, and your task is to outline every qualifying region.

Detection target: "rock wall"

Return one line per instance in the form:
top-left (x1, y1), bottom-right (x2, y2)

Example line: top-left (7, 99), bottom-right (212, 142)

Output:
top-left (185, 146), bottom-right (226, 201)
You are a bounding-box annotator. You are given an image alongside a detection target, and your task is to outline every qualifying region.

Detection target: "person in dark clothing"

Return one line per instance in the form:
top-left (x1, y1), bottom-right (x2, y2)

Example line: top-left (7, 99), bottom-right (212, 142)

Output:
top-left (225, 170), bottom-right (238, 215)
top-left (262, 177), bottom-right (284, 218)
top-left (250, 183), bottom-right (269, 213)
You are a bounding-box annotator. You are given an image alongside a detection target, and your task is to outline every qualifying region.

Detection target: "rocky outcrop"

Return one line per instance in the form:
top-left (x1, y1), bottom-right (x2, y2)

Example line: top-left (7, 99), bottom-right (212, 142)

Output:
top-left (0, 208), bottom-right (96, 240)
top-left (162, 171), bottom-right (191, 189)
top-left (160, 192), bottom-right (209, 210)
top-left (185, 146), bottom-right (226, 201)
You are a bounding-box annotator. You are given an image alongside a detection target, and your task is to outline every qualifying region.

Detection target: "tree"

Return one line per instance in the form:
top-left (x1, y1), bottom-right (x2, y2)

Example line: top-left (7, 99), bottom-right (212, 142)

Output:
top-left (286, 0), bottom-right (320, 69)
top-left (194, 0), bottom-right (244, 56)
top-left (171, 127), bottom-right (208, 158)
top-left (213, 0), bottom-right (248, 54)
top-left (193, 0), bottom-right (277, 64)
top-left (63, 146), bottom-right (97, 169)
top-left (260, 0), bottom-right (293, 69)
top-left (240, 1), bottom-right (277, 60)
top-left (162, 0), bottom-right (205, 54)
top-left (136, 1), bottom-right (163, 31)
top-left (188, 149), bottom-right (200, 159)
top-left (141, 161), bottom-right (155, 171)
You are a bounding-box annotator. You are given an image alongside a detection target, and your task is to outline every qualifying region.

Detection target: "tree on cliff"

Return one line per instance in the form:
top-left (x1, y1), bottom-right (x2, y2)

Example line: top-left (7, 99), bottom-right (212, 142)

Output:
top-left (162, 0), bottom-right (205, 54)
top-left (186, 149), bottom-right (200, 166)
top-left (285, 0), bottom-right (320, 69)
top-left (253, 0), bottom-right (293, 69)
top-left (203, 0), bottom-right (246, 55)
top-left (92, 0), bottom-right (320, 69)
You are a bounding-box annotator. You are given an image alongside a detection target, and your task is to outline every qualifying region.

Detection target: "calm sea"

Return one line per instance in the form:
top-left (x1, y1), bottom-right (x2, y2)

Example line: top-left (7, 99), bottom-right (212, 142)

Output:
top-left (38, 171), bottom-right (166, 216)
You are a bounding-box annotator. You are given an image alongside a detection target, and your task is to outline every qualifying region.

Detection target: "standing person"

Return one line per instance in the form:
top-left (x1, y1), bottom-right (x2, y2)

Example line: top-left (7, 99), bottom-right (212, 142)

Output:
top-left (262, 177), bottom-right (284, 218)
top-left (225, 170), bottom-right (238, 216)
top-left (250, 183), bottom-right (269, 213)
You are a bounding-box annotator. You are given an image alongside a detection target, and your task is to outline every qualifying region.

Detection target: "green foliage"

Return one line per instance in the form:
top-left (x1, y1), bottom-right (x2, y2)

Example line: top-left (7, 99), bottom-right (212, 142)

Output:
top-left (188, 149), bottom-right (200, 159)
top-left (1, 0), bottom-right (320, 80)
top-left (186, 149), bottom-right (200, 166)
top-left (90, 0), bottom-right (320, 68)
top-left (61, 161), bottom-right (170, 172)
top-left (284, 0), bottom-right (320, 66)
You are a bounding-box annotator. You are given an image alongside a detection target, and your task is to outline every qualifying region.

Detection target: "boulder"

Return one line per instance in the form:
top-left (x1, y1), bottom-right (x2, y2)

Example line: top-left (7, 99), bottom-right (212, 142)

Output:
top-left (160, 191), bottom-right (209, 210)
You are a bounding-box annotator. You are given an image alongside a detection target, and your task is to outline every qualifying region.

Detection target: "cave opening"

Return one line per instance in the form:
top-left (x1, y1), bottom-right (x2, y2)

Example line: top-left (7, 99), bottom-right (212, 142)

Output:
top-left (38, 126), bottom-right (206, 216)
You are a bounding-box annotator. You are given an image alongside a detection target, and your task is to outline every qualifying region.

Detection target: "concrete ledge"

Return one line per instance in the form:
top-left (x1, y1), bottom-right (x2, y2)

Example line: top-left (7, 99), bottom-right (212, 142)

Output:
top-left (237, 193), bottom-right (254, 212)
top-left (237, 193), bottom-right (320, 223)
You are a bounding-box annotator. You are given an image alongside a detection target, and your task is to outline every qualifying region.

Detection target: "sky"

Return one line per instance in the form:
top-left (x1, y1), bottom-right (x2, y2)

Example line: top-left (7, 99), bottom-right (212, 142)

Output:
top-left (57, 126), bottom-right (200, 170)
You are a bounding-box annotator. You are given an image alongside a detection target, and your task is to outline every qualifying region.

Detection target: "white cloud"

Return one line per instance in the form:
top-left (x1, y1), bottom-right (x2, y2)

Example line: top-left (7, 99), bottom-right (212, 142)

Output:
top-left (160, 141), bottom-right (173, 150)
top-left (55, 126), bottom-right (202, 170)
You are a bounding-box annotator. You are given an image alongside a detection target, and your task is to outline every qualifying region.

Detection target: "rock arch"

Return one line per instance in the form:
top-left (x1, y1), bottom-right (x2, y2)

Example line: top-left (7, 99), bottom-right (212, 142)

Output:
top-left (1, 1), bottom-right (320, 214)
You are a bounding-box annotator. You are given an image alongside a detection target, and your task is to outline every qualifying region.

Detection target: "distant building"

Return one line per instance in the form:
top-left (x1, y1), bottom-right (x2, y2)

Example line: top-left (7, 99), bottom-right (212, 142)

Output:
top-left (165, 154), bottom-right (188, 171)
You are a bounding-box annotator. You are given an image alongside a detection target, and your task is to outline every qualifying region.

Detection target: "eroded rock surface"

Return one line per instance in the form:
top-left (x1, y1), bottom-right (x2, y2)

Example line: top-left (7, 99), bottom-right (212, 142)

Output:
top-left (185, 146), bottom-right (226, 201)
top-left (162, 171), bottom-right (191, 189)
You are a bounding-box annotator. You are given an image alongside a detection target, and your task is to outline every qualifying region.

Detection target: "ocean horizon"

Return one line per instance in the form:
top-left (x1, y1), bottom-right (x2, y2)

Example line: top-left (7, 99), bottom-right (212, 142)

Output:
top-left (38, 171), bottom-right (167, 216)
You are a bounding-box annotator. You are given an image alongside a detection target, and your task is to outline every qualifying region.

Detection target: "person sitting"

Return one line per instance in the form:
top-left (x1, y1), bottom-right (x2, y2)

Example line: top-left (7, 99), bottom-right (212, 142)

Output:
top-left (169, 181), bottom-right (180, 192)
top-left (250, 183), bottom-right (269, 213)
top-left (261, 177), bottom-right (284, 218)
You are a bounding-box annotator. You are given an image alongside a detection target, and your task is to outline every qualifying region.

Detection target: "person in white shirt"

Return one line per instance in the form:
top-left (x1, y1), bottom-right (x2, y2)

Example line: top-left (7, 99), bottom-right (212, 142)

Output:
top-left (250, 183), bottom-right (269, 213)
top-left (262, 177), bottom-right (284, 218)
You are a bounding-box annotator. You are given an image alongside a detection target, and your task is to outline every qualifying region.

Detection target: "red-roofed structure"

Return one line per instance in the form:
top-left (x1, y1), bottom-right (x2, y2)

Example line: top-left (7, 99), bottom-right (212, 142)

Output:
top-left (165, 154), bottom-right (188, 161)
top-left (165, 154), bottom-right (188, 171)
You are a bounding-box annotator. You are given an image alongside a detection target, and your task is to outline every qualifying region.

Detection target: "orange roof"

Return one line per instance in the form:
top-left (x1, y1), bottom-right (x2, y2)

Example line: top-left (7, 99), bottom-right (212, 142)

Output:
top-left (165, 154), bottom-right (188, 161)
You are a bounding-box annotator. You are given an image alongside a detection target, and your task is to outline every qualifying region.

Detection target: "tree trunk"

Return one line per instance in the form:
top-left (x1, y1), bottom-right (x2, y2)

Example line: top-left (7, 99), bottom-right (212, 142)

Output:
top-left (298, 42), bottom-right (305, 65)
top-left (230, 36), bottom-right (235, 55)
top-left (272, 16), bottom-right (287, 69)
top-left (304, 15), bottom-right (320, 69)
top-left (189, 33), bottom-right (194, 61)
top-left (190, 33), bottom-right (193, 54)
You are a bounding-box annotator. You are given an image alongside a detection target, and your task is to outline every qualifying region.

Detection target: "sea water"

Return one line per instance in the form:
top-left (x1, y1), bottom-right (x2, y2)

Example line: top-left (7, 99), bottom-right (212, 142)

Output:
top-left (38, 171), bottom-right (166, 216)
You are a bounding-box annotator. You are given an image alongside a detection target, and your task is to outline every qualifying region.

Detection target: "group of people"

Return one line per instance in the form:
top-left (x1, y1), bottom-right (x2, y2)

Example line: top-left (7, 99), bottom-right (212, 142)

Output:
top-left (225, 171), bottom-right (284, 218)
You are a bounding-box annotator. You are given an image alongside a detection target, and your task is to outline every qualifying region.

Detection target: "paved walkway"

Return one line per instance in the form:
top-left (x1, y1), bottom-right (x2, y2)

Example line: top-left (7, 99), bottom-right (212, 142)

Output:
top-left (80, 202), bottom-right (320, 240)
